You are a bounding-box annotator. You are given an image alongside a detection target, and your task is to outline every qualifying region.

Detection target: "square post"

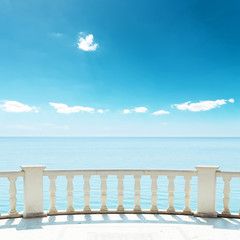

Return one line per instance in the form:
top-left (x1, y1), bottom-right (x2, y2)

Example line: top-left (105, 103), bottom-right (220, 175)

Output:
top-left (21, 166), bottom-right (46, 218)
top-left (195, 165), bottom-right (219, 217)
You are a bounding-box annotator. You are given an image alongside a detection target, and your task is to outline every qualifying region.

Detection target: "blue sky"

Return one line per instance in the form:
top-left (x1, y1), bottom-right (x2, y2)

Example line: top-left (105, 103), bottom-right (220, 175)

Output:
top-left (0, 0), bottom-right (239, 136)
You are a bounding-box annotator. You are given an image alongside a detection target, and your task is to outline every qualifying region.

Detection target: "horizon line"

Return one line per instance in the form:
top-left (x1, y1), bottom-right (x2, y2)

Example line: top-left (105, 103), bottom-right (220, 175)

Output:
top-left (0, 136), bottom-right (240, 138)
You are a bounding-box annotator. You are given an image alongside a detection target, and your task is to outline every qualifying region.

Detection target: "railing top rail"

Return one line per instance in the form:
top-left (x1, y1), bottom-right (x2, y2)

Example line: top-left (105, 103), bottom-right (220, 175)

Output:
top-left (43, 169), bottom-right (197, 176)
top-left (0, 171), bottom-right (24, 178)
top-left (216, 171), bottom-right (240, 178)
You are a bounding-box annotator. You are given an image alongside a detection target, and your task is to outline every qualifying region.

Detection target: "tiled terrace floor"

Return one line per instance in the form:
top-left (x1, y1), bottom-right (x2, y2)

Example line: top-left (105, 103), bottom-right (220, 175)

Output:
top-left (0, 214), bottom-right (240, 240)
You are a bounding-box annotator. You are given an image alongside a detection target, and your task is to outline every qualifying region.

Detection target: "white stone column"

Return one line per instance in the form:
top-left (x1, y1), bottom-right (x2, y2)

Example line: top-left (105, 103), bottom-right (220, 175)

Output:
top-left (167, 175), bottom-right (175, 213)
top-left (183, 175), bottom-right (192, 213)
top-left (66, 175), bottom-right (74, 213)
top-left (49, 175), bottom-right (57, 214)
top-left (100, 175), bottom-right (108, 212)
top-left (21, 166), bottom-right (46, 218)
top-left (195, 166), bottom-right (219, 217)
top-left (133, 175), bottom-right (141, 212)
top-left (150, 175), bottom-right (158, 212)
top-left (222, 176), bottom-right (231, 215)
top-left (8, 176), bottom-right (18, 216)
top-left (83, 175), bottom-right (91, 212)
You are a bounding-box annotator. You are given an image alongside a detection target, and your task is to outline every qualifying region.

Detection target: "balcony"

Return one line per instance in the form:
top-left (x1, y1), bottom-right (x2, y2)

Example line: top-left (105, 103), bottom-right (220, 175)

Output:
top-left (0, 165), bottom-right (240, 239)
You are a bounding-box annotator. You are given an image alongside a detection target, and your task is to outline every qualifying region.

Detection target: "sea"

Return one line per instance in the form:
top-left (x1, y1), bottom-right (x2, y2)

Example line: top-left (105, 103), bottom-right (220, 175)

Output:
top-left (0, 137), bottom-right (239, 214)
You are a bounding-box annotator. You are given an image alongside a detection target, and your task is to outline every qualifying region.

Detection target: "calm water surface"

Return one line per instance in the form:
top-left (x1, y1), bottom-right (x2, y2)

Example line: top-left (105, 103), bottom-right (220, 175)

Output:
top-left (0, 137), bottom-right (239, 213)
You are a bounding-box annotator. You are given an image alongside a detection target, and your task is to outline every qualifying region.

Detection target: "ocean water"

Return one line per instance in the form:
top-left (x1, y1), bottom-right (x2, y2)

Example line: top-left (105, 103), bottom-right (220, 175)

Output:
top-left (0, 137), bottom-right (239, 214)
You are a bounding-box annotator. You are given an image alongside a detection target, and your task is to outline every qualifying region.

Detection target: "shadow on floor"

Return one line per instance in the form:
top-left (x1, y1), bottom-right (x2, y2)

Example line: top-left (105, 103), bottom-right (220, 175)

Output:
top-left (0, 214), bottom-right (240, 231)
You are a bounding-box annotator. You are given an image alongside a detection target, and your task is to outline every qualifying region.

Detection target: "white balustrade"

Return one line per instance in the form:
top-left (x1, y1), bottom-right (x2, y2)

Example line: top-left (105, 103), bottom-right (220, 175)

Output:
top-left (8, 176), bottom-right (18, 216)
top-left (66, 175), bottom-right (74, 213)
top-left (83, 175), bottom-right (91, 212)
top-left (133, 175), bottom-right (141, 212)
top-left (150, 175), bottom-right (158, 212)
top-left (222, 176), bottom-right (231, 214)
top-left (183, 175), bottom-right (192, 213)
top-left (1, 166), bottom-right (240, 219)
top-left (49, 175), bottom-right (57, 214)
top-left (167, 175), bottom-right (175, 213)
top-left (100, 175), bottom-right (108, 212)
top-left (117, 175), bottom-right (124, 212)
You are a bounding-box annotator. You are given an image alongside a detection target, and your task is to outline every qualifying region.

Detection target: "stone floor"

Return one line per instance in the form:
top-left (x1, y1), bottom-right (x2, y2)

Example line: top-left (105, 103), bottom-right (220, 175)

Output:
top-left (0, 214), bottom-right (240, 240)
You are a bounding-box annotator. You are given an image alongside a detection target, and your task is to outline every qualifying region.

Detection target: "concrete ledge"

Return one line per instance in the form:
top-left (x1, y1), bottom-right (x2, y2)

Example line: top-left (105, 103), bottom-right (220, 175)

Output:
top-left (194, 212), bottom-right (218, 218)
top-left (218, 213), bottom-right (240, 219)
top-left (47, 210), bottom-right (194, 216)
top-left (0, 214), bottom-right (23, 219)
top-left (2, 210), bottom-right (240, 219)
top-left (23, 212), bottom-right (47, 218)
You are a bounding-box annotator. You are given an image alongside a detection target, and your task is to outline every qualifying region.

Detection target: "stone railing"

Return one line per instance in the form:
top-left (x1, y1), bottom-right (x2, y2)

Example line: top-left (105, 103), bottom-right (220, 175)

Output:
top-left (0, 170), bottom-right (24, 218)
top-left (0, 165), bottom-right (239, 219)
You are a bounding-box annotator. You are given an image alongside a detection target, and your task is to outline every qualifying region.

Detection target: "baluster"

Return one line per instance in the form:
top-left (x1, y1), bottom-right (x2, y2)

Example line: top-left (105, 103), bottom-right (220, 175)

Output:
top-left (167, 175), bottom-right (175, 213)
top-left (133, 175), bottom-right (141, 212)
top-left (83, 175), bottom-right (91, 212)
top-left (222, 176), bottom-right (231, 214)
top-left (100, 175), bottom-right (108, 212)
top-left (49, 175), bottom-right (57, 213)
top-left (150, 175), bottom-right (158, 212)
top-left (117, 175), bottom-right (124, 212)
top-left (183, 175), bottom-right (192, 213)
top-left (8, 176), bottom-right (18, 216)
top-left (66, 175), bottom-right (74, 212)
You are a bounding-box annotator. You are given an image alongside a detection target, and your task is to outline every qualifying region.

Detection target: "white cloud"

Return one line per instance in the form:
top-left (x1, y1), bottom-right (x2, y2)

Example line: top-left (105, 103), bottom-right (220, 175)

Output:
top-left (123, 107), bottom-right (148, 114)
top-left (0, 100), bottom-right (39, 113)
top-left (123, 109), bottom-right (131, 114)
top-left (97, 109), bottom-right (109, 114)
top-left (49, 103), bottom-right (94, 114)
top-left (173, 99), bottom-right (234, 112)
top-left (134, 107), bottom-right (147, 113)
top-left (77, 34), bottom-right (98, 51)
top-left (152, 110), bottom-right (170, 115)
top-left (97, 109), bottom-right (104, 113)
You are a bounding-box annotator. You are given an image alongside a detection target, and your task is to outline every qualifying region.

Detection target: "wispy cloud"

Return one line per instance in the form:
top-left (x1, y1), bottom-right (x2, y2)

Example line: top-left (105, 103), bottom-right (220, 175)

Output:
top-left (173, 99), bottom-right (234, 112)
top-left (51, 32), bottom-right (63, 38)
top-left (0, 100), bottom-right (39, 113)
top-left (97, 109), bottom-right (109, 114)
top-left (123, 107), bottom-right (148, 114)
top-left (152, 110), bottom-right (170, 115)
top-left (77, 33), bottom-right (98, 51)
top-left (49, 103), bottom-right (94, 114)
top-left (123, 109), bottom-right (131, 114)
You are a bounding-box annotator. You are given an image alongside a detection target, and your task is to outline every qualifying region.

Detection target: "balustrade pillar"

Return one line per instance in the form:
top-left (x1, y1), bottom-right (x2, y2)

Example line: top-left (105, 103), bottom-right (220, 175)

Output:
top-left (83, 175), bottom-right (91, 212)
top-left (195, 166), bottom-right (219, 217)
top-left (49, 175), bottom-right (57, 214)
top-left (167, 175), bottom-right (175, 213)
top-left (183, 175), bottom-right (192, 213)
top-left (21, 166), bottom-right (46, 218)
top-left (133, 175), bottom-right (141, 212)
top-left (66, 175), bottom-right (74, 213)
top-left (117, 175), bottom-right (124, 212)
top-left (150, 175), bottom-right (158, 212)
top-left (222, 176), bottom-right (231, 215)
top-left (8, 176), bottom-right (18, 216)
top-left (100, 175), bottom-right (108, 212)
